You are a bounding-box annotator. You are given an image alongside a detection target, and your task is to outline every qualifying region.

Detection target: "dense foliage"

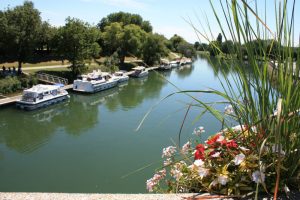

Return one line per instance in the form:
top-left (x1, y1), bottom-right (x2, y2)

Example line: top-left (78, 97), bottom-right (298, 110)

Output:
top-left (56, 17), bottom-right (101, 76)
top-left (0, 75), bottom-right (37, 94)
top-left (0, 1), bottom-right (196, 77)
top-left (0, 1), bottom-right (42, 67)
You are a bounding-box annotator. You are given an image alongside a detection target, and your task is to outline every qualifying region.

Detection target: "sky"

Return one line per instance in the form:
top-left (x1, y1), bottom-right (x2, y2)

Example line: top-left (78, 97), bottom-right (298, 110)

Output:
top-left (1, 0), bottom-right (299, 44)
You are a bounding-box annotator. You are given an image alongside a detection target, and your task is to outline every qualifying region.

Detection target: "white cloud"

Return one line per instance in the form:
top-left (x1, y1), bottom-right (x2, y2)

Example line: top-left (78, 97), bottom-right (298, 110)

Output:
top-left (81, 0), bottom-right (147, 9)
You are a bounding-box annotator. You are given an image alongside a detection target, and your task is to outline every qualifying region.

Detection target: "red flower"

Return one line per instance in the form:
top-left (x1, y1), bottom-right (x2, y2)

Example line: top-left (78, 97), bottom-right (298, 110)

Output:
top-left (226, 140), bottom-right (238, 148)
top-left (194, 144), bottom-right (205, 160)
top-left (206, 134), bottom-right (221, 145)
top-left (196, 144), bottom-right (205, 151)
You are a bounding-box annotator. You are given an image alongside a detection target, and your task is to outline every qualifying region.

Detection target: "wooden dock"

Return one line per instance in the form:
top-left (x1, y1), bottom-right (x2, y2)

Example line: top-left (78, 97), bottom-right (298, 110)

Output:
top-left (0, 95), bottom-right (22, 106)
top-left (0, 66), bottom-right (159, 107)
top-left (125, 66), bottom-right (159, 76)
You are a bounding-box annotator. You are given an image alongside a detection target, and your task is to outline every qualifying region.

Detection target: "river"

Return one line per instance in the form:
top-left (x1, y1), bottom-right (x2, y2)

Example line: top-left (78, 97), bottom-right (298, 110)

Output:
top-left (0, 57), bottom-right (239, 193)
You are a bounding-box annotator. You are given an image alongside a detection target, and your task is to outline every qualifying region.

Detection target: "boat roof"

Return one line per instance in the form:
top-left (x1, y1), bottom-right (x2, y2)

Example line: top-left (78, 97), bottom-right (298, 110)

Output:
top-left (101, 72), bottom-right (111, 76)
top-left (24, 84), bottom-right (60, 93)
top-left (132, 66), bottom-right (145, 70)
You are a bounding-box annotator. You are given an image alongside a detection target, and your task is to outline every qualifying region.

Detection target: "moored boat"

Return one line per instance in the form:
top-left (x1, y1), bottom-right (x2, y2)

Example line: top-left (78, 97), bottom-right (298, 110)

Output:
top-left (130, 66), bottom-right (149, 78)
top-left (73, 70), bottom-right (118, 93)
top-left (158, 63), bottom-right (171, 70)
top-left (113, 71), bottom-right (129, 83)
top-left (16, 84), bottom-right (69, 111)
top-left (169, 60), bottom-right (180, 68)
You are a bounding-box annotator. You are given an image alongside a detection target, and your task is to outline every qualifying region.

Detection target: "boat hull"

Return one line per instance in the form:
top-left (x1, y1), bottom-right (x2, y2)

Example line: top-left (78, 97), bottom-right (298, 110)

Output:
top-left (130, 71), bottom-right (149, 78)
top-left (73, 80), bottom-right (118, 93)
top-left (16, 94), bottom-right (70, 111)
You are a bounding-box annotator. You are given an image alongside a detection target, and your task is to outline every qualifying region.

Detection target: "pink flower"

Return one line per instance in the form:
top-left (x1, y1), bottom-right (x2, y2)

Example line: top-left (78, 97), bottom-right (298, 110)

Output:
top-left (162, 146), bottom-right (176, 158)
top-left (181, 141), bottom-right (191, 154)
top-left (233, 153), bottom-right (245, 165)
top-left (211, 152), bottom-right (221, 158)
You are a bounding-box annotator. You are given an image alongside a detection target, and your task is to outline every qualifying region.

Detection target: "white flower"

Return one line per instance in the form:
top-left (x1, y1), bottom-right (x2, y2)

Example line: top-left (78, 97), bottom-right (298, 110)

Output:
top-left (252, 170), bottom-right (265, 183)
top-left (218, 174), bottom-right (229, 185)
top-left (216, 135), bottom-right (225, 143)
top-left (163, 158), bottom-right (172, 166)
top-left (233, 153), bottom-right (245, 165)
top-left (225, 105), bottom-right (234, 115)
top-left (211, 152), bottom-right (221, 158)
top-left (251, 126), bottom-right (257, 133)
top-left (193, 126), bottom-right (205, 136)
top-left (162, 146), bottom-right (176, 158)
top-left (158, 169), bottom-right (166, 178)
top-left (146, 169), bottom-right (167, 192)
top-left (198, 167), bottom-right (209, 178)
top-left (211, 179), bottom-right (218, 186)
top-left (239, 146), bottom-right (250, 151)
top-left (146, 178), bottom-right (155, 192)
top-left (272, 145), bottom-right (285, 156)
top-left (194, 159), bottom-right (204, 167)
top-left (232, 124), bottom-right (246, 132)
top-left (171, 169), bottom-right (183, 181)
top-left (181, 141), bottom-right (191, 154)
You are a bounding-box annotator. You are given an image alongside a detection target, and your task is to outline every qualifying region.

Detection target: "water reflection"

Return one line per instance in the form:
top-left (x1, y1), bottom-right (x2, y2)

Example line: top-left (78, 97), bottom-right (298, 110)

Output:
top-left (0, 105), bottom-right (65, 153)
top-left (0, 71), bottom-right (169, 153)
top-left (175, 64), bottom-right (195, 79)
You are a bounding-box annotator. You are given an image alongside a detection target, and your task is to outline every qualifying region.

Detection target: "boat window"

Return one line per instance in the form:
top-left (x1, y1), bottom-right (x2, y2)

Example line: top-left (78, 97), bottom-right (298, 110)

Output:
top-left (38, 93), bottom-right (43, 100)
top-left (22, 92), bottom-right (35, 102)
top-left (52, 90), bottom-right (58, 96)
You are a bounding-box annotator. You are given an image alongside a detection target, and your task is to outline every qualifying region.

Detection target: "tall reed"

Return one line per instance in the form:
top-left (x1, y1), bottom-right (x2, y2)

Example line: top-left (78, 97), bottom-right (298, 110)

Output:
top-left (147, 0), bottom-right (300, 198)
top-left (194, 0), bottom-right (299, 197)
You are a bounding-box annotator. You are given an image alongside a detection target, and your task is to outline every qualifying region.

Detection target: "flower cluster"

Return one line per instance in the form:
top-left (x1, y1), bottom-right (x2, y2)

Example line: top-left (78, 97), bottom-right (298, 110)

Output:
top-left (147, 125), bottom-right (282, 195)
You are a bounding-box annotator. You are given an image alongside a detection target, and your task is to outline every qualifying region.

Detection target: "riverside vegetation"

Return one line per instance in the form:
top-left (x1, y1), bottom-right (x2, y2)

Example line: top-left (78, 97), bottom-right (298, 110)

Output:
top-left (147, 0), bottom-right (300, 199)
top-left (0, 1), bottom-right (197, 94)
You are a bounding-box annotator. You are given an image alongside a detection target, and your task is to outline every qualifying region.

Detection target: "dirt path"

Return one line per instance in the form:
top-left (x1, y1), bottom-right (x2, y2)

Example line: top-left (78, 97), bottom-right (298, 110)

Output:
top-left (22, 65), bottom-right (70, 71)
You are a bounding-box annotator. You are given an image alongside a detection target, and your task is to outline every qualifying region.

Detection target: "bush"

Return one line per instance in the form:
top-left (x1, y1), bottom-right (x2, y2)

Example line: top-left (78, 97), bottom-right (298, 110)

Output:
top-left (0, 75), bottom-right (38, 94)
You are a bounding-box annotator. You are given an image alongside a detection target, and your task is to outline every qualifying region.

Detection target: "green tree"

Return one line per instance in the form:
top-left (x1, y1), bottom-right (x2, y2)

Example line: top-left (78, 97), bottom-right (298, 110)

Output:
top-left (101, 22), bottom-right (124, 56)
top-left (57, 17), bottom-right (101, 76)
top-left (36, 21), bottom-right (57, 53)
top-left (208, 41), bottom-right (221, 56)
top-left (177, 42), bottom-right (196, 58)
top-left (221, 40), bottom-right (234, 55)
top-left (194, 41), bottom-right (200, 50)
top-left (142, 33), bottom-right (169, 65)
top-left (216, 33), bottom-right (222, 44)
top-left (98, 12), bottom-right (152, 32)
top-left (101, 22), bottom-right (146, 64)
top-left (0, 1), bottom-right (42, 67)
top-left (169, 34), bottom-right (185, 52)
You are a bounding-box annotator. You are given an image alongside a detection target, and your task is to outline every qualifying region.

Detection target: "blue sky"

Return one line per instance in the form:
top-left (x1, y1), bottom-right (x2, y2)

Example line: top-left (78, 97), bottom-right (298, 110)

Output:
top-left (1, 0), bottom-right (299, 44)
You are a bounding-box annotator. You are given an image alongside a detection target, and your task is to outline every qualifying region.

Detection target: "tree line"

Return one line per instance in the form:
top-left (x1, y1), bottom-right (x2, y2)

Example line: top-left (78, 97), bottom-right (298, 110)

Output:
top-left (0, 1), bottom-right (196, 77)
top-left (194, 33), bottom-right (299, 61)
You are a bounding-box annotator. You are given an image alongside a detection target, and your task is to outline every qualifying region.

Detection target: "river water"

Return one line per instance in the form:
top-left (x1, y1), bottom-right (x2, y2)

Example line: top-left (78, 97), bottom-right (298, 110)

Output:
top-left (0, 57), bottom-right (238, 193)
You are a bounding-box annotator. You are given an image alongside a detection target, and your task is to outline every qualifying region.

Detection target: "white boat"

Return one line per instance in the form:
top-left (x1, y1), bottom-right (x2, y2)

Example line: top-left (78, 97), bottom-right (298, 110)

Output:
top-left (130, 66), bottom-right (149, 78)
top-left (158, 63), bottom-right (171, 70)
top-left (16, 84), bottom-right (69, 111)
top-left (185, 58), bottom-right (192, 64)
top-left (113, 71), bottom-right (129, 83)
top-left (169, 60), bottom-right (180, 68)
top-left (180, 58), bottom-right (192, 65)
top-left (73, 70), bottom-right (118, 93)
